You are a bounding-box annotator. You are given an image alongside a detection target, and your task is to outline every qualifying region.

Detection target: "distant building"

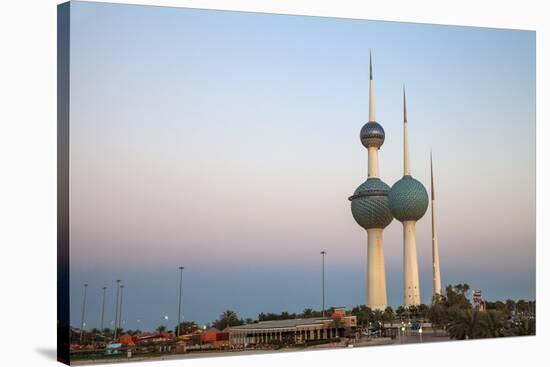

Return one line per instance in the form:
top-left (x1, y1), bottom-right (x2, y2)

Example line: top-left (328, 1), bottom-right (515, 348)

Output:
top-left (199, 327), bottom-right (229, 348)
top-left (473, 290), bottom-right (486, 311)
top-left (228, 308), bottom-right (356, 345)
top-left (118, 334), bottom-right (136, 347)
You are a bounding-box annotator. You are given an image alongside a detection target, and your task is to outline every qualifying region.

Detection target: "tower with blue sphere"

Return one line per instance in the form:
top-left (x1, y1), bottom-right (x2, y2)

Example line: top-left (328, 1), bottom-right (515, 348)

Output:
top-left (388, 88), bottom-right (429, 307)
top-left (348, 53), bottom-right (393, 310)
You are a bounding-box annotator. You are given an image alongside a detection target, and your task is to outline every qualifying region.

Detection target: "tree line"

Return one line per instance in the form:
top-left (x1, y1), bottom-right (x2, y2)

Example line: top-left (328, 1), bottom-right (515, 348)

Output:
top-left (82, 283), bottom-right (535, 342)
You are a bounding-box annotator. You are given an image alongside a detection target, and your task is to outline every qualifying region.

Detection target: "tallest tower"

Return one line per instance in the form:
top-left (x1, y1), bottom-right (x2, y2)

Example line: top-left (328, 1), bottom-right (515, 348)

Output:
top-left (349, 52), bottom-right (393, 310)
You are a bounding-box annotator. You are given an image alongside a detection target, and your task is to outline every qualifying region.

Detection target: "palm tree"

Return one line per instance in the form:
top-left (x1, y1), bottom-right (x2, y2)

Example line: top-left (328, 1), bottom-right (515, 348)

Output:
top-left (174, 321), bottom-right (199, 335)
top-left (372, 310), bottom-right (384, 327)
top-left (447, 309), bottom-right (482, 340)
top-left (383, 307), bottom-right (395, 327)
top-left (417, 304), bottom-right (429, 320)
top-left (350, 305), bottom-right (373, 327)
top-left (408, 305), bottom-right (419, 319)
top-left (445, 284), bottom-right (472, 309)
top-left (156, 325), bottom-right (167, 333)
top-left (428, 300), bottom-right (447, 335)
top-left (302, 308), bottom-right (314, 318)
top-left (510, 317), bottom-right (535, 336)
top-left (478, 310), bottom-right (507, 338)
top-left (505, 299), bottom-right (516, 316)
top-left (515, 300), bottom-right (528, 316)
top-left (213, 310), bottom-right (242, 330)
top-left (395, 306), bottom-right (406, 322)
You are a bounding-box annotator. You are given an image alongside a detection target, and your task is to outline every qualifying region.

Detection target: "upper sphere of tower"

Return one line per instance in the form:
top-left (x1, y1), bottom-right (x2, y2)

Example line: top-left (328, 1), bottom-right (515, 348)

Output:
top-left (388, 176), bottom-right (429, 222)
top-left (360, 121), bottom-right (385, 149)
top-left (349, 178), bottom-right (393, 229)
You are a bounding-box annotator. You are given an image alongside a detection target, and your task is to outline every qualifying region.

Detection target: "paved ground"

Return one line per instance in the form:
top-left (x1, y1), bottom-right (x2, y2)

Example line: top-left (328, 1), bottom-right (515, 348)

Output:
top-left (71, 330), bottom-right (450, 365)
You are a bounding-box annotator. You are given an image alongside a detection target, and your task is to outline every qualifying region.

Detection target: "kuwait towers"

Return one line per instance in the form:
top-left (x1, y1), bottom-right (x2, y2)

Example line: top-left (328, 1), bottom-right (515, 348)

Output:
top-left (349, 53), bottom-right (393, 311)
top-left (388, 88), bottom-right (429, 307)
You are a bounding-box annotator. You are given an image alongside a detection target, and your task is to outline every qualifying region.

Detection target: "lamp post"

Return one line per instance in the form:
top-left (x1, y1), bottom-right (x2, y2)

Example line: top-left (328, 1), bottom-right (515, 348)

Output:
top-left (100, 287), bottom-right (106, 336)
top-left (114, 280), bottom-right (121, 341)
top-left (79, 284), bottom-right (88, 344)
top-left (320, 251), bottom-right (326, 316)
top-left (118, 285), bottom-right (125, 335)
top-left (177, 266), bottom-right (184, 337)
top-left (161, 315), bottom-right (169, 333)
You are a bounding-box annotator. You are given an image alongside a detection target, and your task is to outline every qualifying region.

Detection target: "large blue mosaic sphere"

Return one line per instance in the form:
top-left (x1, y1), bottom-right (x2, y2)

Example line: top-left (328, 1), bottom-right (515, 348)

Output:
top-left (360, 121), bottom-right (385, 149)
top-left (349, 178), bottom-right (393, 230)
top-left (388, 176), bottom-right (429, 222)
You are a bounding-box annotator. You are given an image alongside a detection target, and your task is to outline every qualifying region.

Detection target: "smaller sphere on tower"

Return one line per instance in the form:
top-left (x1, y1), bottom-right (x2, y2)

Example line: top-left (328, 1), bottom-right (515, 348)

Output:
top-left (360, 121), bottom-right (385, 149)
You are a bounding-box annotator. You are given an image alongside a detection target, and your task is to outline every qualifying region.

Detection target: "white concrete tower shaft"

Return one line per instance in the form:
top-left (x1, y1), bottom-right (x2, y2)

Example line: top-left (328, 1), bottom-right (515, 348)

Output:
top-left (367, 228), bottom-right (387, 310)
top-left (402, 88), bottom-right (421, 307)
top-left (366, 52), bottom-right (387, 310)
top-left (367, 52), bottom-right (379, 178)
top-left (431, 152), bottom-right (442, 298)
top-left (403, 221), bottom-right (421, 305)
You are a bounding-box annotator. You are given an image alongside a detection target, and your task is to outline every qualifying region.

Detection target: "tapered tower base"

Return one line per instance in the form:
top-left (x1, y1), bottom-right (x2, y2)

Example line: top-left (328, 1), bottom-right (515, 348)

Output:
top-left (403, 221), bottom-right (421, 306)
top-left (367, 228), bottom-right (388, 310)
top-left (431, 199), bottom-right (442, 298)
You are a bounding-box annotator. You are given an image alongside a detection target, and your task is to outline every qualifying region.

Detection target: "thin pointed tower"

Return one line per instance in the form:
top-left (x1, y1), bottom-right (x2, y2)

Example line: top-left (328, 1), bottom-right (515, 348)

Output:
top-left (388, 87), bottom-right (429, 307)
top-left (430, 152), bottom-right (442, 298)
top-left (349, 52), bottom-right (393, 311)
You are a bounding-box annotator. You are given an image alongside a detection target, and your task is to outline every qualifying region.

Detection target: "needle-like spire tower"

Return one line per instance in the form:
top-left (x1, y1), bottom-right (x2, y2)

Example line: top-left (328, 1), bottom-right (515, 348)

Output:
top-left (430, 151), bottom-right (442, 297)
top-left (369, 50), bottom-right (376, 122)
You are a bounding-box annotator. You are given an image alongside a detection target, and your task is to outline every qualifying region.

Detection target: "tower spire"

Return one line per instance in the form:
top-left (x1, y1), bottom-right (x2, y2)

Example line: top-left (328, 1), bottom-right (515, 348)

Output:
top-left (430, 151), bottom-right (442, 297)
top-left (430, 150), bottom-right (434, 200)
top-left (403, 86), bottom-right (411, 176)
top-left (369, 50), bottom-right (373, 81)
top-left (403, 86), bottom-right (408, 123)
top-left (368, 50), bottom-right (376, 122)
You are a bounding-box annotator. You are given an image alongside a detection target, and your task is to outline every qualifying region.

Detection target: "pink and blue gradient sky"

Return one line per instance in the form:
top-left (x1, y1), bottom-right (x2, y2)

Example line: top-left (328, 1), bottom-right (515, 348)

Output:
top-left (68, 1), bottom-right (535, 330)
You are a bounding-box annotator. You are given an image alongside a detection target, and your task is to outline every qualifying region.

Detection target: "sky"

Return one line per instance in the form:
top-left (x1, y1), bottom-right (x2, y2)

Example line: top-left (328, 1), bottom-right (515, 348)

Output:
top-left (67, 1), bottom-right (535, 331)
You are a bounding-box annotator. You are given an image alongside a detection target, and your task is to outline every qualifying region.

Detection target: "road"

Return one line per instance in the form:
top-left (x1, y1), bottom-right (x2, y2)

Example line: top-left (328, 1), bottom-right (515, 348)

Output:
top-left (71, 330), bottom-right (450, 365)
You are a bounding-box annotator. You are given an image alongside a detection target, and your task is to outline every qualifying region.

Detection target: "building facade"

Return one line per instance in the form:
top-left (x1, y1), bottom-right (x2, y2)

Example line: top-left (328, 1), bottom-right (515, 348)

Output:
top-left (228, 309), bottom-right (356, 346)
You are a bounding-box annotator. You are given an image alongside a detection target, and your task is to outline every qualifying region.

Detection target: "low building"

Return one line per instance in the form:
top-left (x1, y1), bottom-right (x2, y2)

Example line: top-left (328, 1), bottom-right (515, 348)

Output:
top-left (228, 309), bottom-right (356, 346)
top-left (118, 334), bottom-right (136, 347)
top-left (199, 327), bottom-right (230, 348)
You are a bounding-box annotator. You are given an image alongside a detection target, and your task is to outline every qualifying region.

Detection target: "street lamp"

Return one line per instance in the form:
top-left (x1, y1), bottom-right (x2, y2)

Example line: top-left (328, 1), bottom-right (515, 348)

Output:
top-left (118, 285), bottom-right (125, 335)
top-left (114, 280), bottom-right (121, 341)
top-left (79, 284), bottom-right (88, 344)
top-left (177, 266), bottom-right (184, 337)
top-left (100, 287), bottom-right (107, 336)
top-left (320, 251), bottom-right (326, 316)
